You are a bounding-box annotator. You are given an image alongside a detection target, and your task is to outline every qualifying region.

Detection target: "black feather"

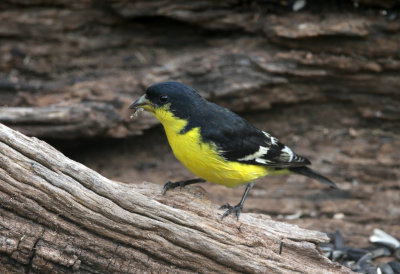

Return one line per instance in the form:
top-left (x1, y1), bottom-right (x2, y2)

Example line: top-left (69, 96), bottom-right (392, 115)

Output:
top-left (189, 101), bottom-right (310, 168)
top-left (145, 82), bottom-right (317, 169)
top-left (289, 166), bottom-right (338, 189)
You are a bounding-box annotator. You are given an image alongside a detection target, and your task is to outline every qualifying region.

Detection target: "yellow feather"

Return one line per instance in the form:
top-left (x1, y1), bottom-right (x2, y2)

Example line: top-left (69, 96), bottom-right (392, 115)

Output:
top-left (152, 106), bottom-right (289, 188)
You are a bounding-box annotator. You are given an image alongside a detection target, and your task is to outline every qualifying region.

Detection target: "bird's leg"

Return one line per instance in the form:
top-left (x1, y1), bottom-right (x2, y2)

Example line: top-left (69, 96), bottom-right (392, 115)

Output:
top-left (220, 182), bottom-right (254, 220)
top-left (162, 178), bottom-right (206, 194)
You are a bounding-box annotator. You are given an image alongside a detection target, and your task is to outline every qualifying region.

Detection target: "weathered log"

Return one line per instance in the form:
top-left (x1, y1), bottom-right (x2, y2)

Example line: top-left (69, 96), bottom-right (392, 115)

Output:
top-left (0, 102), bottom-right (153, 138)
top-left (0, 123), bottom-right (350, 273)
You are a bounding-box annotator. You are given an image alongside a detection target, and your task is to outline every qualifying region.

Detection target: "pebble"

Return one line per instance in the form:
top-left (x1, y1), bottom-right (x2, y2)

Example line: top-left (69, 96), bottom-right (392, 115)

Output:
top-left (320, 229), bottom-right (400, 274)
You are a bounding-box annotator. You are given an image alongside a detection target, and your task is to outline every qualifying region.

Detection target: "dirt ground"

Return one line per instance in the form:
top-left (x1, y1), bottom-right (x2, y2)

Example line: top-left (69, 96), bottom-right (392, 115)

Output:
top-left (63, 103), bottom-right (400, 250)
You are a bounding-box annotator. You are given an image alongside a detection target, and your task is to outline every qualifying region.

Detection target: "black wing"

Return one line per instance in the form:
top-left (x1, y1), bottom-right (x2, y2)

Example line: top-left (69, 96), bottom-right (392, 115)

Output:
top-left (196, 102), bottom-right (311, 168)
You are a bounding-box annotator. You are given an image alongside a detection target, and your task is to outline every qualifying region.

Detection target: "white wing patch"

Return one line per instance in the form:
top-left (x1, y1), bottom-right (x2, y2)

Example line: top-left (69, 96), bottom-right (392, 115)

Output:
top-left (238, 146), bottom-right (270, 161)
top-left (270, 137), bottom-right (278, 145)
top-left (255, 158), bottom-right (268, 164)
top-left (263, 131), bottom-right (278, 145)
top-left (263, 131), bottom-right (279, 145)
top-left (262, 131), bottom-right (271, 138)
top-left (281, 146), bottom-right (294, 162)
top-left (238, 131), bottom-right (302, 166)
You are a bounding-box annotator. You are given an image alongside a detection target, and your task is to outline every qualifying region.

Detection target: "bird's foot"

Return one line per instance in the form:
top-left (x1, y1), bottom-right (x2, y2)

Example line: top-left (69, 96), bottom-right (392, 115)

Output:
top-left (162, 181), bottom-right (184, 194)
top-left (219, 203), bottom-right (243, 220)
top-left (162, 178), bottom-right (205, 195)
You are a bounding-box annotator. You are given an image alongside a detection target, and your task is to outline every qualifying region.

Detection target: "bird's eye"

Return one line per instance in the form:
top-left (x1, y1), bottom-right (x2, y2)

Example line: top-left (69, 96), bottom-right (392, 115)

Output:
top-left (159, 95), bottom-right (169, 103)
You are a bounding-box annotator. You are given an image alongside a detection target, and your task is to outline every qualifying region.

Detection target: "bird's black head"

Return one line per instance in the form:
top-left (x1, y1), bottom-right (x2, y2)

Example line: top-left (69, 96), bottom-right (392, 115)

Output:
top-left (129, 81), bottom-right (206, 122)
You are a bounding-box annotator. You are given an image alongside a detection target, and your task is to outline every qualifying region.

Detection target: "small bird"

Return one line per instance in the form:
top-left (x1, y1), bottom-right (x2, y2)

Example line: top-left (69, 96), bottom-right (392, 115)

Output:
top-left (130, 81), bottom-right (337, 219)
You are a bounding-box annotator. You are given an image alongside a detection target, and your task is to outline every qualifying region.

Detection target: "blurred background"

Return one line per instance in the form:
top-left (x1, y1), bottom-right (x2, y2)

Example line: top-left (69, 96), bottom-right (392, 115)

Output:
top-left (0, 0), bottom-right (399, 250)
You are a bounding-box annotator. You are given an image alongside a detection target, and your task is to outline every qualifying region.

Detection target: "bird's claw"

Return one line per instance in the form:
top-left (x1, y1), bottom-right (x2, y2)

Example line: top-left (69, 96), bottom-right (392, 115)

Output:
top-left (219, 203), bottom-right (243, 220)
top-left (162, 181), bottom-right (187, 195)
top-left (162, 181), bottom-right (177, 195)
top-left (219, 203), bottom-right (232, 210)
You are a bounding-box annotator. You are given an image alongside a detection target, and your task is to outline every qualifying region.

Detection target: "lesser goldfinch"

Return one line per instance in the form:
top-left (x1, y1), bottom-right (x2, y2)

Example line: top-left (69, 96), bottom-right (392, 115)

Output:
top-left (130, 81), bottom-right (337, 219)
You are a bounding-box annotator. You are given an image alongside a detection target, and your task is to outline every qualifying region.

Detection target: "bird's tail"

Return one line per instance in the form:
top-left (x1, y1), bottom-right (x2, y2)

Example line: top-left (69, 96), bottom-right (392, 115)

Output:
top-left (289, 166), bottom-right (338, 189)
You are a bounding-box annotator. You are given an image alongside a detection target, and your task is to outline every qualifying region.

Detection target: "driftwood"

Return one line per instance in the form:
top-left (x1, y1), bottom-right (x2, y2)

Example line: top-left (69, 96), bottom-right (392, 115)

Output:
top-left (0, 123), bottom-right (351, 273)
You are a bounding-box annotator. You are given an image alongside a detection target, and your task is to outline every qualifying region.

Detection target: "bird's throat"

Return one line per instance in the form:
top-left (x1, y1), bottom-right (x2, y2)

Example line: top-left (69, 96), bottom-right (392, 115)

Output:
top-left (152, 106), bottom-right (187, 135)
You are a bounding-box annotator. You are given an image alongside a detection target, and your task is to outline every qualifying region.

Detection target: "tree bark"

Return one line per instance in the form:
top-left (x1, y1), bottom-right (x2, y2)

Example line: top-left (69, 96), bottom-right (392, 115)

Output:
top-left (0, 0), bottom-right (399, 138)
top-left (0, 123), bottom-right (351, 273)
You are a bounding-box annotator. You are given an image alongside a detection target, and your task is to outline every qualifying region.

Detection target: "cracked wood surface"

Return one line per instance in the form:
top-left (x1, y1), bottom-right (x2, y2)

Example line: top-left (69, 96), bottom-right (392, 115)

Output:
top-left (0, 123), bottom-right (351, 273)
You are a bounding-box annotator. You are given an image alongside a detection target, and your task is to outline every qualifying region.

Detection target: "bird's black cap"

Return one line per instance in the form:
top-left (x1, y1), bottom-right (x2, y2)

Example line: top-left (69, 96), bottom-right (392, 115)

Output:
top-left (145, 81), bottom-right (206, 119)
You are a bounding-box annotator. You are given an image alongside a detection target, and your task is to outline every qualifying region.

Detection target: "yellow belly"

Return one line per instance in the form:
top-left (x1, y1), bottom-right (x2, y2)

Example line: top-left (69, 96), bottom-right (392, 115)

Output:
top-left (151, 107), bottom-right (269, 187)
top-left (165, 126), bottom-right (269, 187)
top-left (150, 106), bottom-right (289, 187)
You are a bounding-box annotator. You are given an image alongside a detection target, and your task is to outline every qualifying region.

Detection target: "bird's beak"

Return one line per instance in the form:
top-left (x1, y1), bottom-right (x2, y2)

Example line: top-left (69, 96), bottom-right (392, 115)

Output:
top-left (129, 94), bottom-right (150, 110)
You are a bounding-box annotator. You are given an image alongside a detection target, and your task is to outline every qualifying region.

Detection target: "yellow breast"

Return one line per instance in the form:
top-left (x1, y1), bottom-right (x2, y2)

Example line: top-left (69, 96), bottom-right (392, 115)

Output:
top-left (152, 107), bottom-right (270, 188)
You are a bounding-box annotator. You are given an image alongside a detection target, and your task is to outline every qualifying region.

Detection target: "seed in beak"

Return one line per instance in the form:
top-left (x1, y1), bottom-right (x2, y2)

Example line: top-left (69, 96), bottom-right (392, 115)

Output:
top-left (130, 107), bottom-right (144, 119)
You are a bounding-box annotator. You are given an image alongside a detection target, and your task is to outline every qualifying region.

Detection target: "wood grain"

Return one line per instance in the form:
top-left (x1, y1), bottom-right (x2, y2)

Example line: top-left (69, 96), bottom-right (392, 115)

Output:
top-left (0, 0), bottom-right (398, 138)
top-left (0, 123), bottom-right (351, 273)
